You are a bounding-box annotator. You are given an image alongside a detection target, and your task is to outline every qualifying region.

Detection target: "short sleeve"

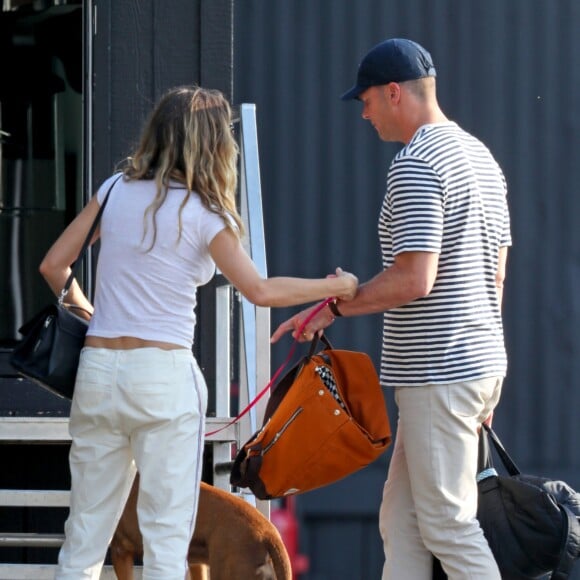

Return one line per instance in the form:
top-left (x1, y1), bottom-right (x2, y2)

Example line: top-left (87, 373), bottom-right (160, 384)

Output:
top-left (387, 156), bottom-right (444, 255)
top-left (96, 173), bottom-right (123, 205)
top-left (198, 207), bottom-right (231, 247)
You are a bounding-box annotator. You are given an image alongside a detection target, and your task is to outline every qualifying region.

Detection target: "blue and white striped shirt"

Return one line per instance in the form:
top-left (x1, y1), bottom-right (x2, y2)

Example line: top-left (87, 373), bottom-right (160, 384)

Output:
top-left (378, 122), bottom-right (511, 387)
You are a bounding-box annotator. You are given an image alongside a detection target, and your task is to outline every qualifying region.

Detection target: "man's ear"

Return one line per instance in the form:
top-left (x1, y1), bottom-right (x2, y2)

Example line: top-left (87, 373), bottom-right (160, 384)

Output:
top-left (385, 82), bottom-right (401, 103)
top-left (389, 83), bottom-right (401, 103)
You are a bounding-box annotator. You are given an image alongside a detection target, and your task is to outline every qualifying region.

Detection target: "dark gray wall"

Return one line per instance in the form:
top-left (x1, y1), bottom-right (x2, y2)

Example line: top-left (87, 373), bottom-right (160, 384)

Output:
top-left (93, 0), bottom-right (234, 184)
top-left (234, 1), bottom-right (580, 578)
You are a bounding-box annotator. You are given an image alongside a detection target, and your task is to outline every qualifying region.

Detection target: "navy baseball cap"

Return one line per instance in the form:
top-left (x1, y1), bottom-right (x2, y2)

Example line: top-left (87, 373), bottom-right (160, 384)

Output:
top-left (341, 38), bottom-right (437, 101)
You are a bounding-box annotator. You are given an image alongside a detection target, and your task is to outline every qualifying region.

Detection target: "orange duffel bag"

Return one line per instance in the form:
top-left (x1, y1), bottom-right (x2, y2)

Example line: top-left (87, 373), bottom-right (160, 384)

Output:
top-left (230, 334), bottom-right (392, 499)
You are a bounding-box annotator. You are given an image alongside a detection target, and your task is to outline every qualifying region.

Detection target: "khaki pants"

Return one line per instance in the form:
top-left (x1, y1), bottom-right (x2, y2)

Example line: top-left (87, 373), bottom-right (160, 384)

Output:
top-left (55, 347), bottom-right (207, 580)
top-left (380, 377), bottom-right (503, 580)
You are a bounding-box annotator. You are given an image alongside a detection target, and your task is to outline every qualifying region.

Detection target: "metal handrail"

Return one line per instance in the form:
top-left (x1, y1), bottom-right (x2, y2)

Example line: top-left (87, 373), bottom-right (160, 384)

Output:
top-left (237, 104), bottom-right (271, 449)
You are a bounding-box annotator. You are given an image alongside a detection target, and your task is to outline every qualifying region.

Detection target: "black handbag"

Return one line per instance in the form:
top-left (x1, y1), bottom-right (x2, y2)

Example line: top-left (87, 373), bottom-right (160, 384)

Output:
top-left (433, 424), bottom-right (580, 579)
top-left (10, 174), bottom-right (122, 399)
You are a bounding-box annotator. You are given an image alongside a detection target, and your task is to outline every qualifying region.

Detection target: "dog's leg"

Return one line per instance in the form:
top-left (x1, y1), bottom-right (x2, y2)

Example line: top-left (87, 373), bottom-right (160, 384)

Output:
top-left (112, 477), bottom-right (292, 580)
top-left (188, 563), bottom-right (210, 580)
top-left (110, 547), bottom-right (136, 580)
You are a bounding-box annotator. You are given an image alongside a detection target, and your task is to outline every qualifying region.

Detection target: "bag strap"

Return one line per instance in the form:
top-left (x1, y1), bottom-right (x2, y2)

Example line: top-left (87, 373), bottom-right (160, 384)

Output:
top-left (307, 332), bottom-right (333, 356)
top-left (481, 423), bottom-right (521, 476)
top-left (205, 297), bottom-right (334, 437)
top-left (477, 424), bottom-right (494, 476)
top-left (58, 173), bottom-right (123, 305)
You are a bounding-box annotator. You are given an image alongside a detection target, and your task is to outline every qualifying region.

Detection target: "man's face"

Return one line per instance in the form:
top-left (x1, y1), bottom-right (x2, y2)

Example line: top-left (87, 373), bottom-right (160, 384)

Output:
top-left (359, 85), bottom-right (397, 142)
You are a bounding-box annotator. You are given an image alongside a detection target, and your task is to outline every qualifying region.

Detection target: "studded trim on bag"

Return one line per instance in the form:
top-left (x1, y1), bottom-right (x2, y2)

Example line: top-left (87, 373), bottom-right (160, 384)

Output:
top-left (315, 365), bottom-right (347, 411)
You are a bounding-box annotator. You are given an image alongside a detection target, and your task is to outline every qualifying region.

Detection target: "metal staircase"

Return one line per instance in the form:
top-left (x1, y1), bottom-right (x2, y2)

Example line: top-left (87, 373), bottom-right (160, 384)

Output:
top-left (0, 104), bottom-right (270, 579)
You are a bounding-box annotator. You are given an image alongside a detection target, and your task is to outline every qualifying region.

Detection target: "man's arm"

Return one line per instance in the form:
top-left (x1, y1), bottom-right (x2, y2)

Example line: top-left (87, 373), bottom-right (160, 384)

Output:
top-left (483, 244), bottom-right (509, 428)
top-left (271, 251), bottom-right (439, 342)
top-left (496, 246), bottom-right (508, 310)
top-left (333, 251), bottom-right (438, 317)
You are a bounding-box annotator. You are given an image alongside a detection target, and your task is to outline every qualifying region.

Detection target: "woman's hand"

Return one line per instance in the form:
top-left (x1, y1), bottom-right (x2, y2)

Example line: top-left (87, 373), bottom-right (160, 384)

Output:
top-left (334, 267), bottom-right (358, 301)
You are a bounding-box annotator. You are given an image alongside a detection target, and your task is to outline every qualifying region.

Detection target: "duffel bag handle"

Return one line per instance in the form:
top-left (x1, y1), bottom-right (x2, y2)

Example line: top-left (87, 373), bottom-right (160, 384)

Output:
top-left (481, 423), bottom-right (521, 477)
top-left (307, 333), bottom-right (333, 357)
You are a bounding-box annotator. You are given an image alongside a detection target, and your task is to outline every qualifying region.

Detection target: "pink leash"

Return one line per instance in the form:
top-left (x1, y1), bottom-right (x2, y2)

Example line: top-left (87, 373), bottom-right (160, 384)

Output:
top-left (205, 297), bottom-right (333, 437)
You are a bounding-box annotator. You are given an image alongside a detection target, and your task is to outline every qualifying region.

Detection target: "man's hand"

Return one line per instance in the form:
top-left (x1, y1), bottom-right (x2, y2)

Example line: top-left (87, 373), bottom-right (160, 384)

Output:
top-left (483, 411), bottom-right (494, 428)
top-left (270, 301), bottom-right (335, 343)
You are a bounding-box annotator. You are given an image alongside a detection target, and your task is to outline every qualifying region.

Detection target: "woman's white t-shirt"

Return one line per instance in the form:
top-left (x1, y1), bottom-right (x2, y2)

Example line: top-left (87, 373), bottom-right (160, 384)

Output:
top-left (87, 174), bottom-right (227, 349)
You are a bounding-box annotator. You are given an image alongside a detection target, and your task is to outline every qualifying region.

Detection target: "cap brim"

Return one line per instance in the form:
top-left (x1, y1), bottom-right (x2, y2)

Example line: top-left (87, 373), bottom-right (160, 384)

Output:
top-left (340, 84), bottom-right (364, 101)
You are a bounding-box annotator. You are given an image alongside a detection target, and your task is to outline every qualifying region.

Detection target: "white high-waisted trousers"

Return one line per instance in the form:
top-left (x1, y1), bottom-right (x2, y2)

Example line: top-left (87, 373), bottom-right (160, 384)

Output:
top-left (55, 346), bottom-right (207, 580)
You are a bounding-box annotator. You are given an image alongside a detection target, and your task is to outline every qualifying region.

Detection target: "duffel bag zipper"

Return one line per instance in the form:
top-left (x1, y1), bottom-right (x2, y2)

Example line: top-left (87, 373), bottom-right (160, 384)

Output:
top-left (262, 407), bottom-right (303, 454)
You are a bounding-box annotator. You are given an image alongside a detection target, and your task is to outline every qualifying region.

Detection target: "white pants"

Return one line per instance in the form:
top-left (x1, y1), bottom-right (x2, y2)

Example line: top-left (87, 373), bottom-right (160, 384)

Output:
top-left (55, 347), bottom-right (207, 580)
top-left (380, 377), bottom-right (503, 580)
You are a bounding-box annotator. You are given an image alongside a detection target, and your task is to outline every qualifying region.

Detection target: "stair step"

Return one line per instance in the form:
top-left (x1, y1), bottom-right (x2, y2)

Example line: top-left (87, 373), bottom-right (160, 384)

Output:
top-left (0, 416), bottom-right (238, 442)
top-left (0, 489), bottom-right (69, 507)
top-left (0, 533), bottom-right (64, 548)
top-left (0, 564), bottom-right (140, 579)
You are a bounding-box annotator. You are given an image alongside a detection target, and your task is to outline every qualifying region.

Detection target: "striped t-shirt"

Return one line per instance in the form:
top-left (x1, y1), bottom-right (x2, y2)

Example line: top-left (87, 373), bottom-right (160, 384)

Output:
top-left (378, 122), bottom-right (512, 387)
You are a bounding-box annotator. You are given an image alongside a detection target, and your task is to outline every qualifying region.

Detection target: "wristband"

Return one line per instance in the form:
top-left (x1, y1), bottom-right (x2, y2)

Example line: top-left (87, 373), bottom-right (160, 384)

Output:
top-left (328, 299), bottom-right (343, 317)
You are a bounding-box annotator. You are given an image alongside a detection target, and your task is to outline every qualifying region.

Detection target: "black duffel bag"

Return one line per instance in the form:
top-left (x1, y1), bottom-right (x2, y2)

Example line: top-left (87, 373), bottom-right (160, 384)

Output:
top-left (433, 424), bottom-right (580, 579)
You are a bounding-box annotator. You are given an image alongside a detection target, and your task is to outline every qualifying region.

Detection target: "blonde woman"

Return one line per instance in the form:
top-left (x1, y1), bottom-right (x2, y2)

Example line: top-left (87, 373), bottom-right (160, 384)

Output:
top-left (40, 86), bottom-right (357, 579)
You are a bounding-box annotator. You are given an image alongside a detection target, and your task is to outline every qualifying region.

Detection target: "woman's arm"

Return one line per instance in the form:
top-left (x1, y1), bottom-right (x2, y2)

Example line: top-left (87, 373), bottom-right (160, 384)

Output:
top-left (38, 195), bottom-right (102, 318)
top-left (209, 228), bottom-right (358, 307)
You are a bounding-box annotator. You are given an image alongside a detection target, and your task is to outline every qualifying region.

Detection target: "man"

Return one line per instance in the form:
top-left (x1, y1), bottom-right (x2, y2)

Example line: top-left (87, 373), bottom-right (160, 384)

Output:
top-left (271, 38), bottom-right (511, 579)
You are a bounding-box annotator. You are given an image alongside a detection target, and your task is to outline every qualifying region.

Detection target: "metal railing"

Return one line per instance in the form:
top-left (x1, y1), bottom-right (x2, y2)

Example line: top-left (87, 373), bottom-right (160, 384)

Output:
top-left (237, 103), bottom-right (271, 448)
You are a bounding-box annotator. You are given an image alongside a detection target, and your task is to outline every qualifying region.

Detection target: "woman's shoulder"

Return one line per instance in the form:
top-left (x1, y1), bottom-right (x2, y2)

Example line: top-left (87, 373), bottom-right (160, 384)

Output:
top-left (96, 172), bottom-right (126, 203)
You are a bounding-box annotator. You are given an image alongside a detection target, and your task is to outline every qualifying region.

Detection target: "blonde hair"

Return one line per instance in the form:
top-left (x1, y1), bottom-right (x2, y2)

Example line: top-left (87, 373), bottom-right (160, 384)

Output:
top-left (120, 85), bottom-right (244, 249)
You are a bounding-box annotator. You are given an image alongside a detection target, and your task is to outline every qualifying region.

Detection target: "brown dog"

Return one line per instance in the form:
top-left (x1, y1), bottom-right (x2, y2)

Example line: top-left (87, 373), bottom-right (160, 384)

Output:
top-left (110, 474), bottom-right (292, 580)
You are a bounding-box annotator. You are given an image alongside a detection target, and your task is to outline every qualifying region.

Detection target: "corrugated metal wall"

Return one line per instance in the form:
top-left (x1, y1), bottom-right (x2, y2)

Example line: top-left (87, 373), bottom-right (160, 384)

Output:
top-left (235, 1), bottom-right (580, 578)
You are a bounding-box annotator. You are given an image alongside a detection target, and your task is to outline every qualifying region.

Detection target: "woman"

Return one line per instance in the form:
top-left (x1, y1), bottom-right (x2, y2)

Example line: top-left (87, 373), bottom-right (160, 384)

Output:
top-left (40, 86), bottom-right (357, 579)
